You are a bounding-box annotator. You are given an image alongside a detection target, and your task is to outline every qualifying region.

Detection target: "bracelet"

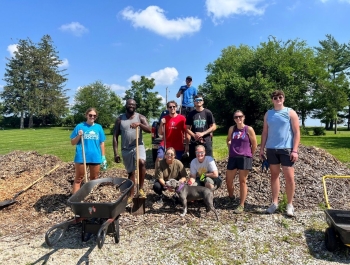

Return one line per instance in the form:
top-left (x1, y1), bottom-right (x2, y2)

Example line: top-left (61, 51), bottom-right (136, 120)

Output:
top-left (291, 151), bottom-right (298, 154)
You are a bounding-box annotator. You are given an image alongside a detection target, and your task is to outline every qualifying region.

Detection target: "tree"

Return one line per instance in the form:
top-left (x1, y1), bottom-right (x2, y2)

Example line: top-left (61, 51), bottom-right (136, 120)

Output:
top-left (1, 35), bottom-right (68, 128)
top-left (71, 81), bottom-right (123, 128)
top-left (313, 34), bottom-right (350, 132)
top-left (123, 76), bottom-right (162, 120)
top-left (201, 37), bottom-right (324, 132)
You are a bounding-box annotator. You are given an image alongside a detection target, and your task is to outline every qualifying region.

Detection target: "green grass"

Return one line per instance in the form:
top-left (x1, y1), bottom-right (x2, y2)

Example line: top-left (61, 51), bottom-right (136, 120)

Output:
top-left (0, 127), bottom-right (349, 166)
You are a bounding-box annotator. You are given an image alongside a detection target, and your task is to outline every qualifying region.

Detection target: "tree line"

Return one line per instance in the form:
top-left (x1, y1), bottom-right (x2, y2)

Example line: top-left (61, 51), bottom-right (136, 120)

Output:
top-left (1, 34), bottom-right (349, 132)
top-left (200, 35), bottom-right (350, 133)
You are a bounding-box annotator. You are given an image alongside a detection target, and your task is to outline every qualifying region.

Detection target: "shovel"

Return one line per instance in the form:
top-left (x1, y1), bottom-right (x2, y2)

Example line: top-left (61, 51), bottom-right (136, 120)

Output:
top-left (0, 164), bottom-right (60, 208)
top-left (132, 126), bottom-right (146, 215)
top-left (81, 133), bottom-right (88, 183)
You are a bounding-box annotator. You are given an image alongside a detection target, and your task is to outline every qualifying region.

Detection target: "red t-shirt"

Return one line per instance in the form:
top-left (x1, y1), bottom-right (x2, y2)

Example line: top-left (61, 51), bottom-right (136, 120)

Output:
top-left (160, 114), bottom-right (186, 151)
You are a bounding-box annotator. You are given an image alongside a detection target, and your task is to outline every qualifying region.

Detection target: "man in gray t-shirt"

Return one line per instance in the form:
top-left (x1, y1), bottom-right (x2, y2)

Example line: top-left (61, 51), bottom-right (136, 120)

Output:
top-left (188, 145), bottom-right (222, 190)
top-left (113, 99), bottom-right (151, 203)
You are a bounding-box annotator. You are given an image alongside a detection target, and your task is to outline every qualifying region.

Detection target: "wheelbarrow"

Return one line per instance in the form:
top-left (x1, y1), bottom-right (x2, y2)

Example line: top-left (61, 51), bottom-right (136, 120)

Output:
top-left (45, 177), bottom-right (133, 249)
top-left (322, 175), bottom-right (350, 251)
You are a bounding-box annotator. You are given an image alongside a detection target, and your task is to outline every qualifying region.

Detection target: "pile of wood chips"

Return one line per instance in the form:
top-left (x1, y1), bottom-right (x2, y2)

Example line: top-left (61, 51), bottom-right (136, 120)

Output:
top-left (82, 182), bottom-right (122, 203)
top-left (0, 145), bottom-right (349, 239)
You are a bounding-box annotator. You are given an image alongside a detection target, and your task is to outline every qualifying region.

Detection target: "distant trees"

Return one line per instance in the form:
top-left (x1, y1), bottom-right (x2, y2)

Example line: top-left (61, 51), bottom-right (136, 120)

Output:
top-left (1, 35), bottom-right (68, 128)
top-left (123, 76), bottom-right (162, 120)
top-left (200, 35), bottom-right (350, 132)
top-left (71, 81), bottom-right (123, 128)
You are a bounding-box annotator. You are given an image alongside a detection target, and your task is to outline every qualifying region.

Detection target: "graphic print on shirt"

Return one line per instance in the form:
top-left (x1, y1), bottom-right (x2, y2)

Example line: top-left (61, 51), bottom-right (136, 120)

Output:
top-left (193, 115), bottom-right (207, 129)
top-left (84, 130), bottom-right (99, 140)
top-left (232, 129), bottom-right (246, 140)
top-left (197, 167), bottom-right (207, 176)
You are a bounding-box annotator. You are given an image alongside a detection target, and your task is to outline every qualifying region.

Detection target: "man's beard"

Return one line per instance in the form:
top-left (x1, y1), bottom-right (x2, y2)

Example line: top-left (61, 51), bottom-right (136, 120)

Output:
top-left (126, 108), bottom-right (135, 115)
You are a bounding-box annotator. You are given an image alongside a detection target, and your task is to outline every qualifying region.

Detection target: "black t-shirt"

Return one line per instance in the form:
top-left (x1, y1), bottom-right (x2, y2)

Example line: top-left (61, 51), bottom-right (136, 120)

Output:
top-left (186, 108), bottom-right (215, 142)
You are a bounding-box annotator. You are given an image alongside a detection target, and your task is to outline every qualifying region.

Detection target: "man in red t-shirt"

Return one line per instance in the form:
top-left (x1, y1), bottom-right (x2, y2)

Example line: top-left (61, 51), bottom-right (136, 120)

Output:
top-left (155, 100), bottom-right (188, 167)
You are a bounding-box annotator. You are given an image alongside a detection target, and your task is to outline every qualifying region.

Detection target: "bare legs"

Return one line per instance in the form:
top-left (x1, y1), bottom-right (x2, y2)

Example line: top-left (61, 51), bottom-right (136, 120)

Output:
top-left (226, 169), bottom-right (249, 206)
top-left (72, 163), bottom-right (100, 194)
top-left (269, 164), bottom-right (295, 205)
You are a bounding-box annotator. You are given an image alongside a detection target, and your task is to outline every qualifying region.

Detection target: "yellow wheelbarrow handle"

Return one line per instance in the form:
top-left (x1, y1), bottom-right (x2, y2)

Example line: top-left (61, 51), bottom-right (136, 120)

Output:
top-left (322, 175), bottom-right (350, 209)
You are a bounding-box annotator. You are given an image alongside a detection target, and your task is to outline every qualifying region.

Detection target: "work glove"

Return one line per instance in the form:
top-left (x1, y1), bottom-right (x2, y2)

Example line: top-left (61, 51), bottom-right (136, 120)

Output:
top-left (200, 173), bottom-right (206, 182)
top-left (261, 159), bottom-right (269, 173)
top-left (101, 156), bottom-right (108, 170)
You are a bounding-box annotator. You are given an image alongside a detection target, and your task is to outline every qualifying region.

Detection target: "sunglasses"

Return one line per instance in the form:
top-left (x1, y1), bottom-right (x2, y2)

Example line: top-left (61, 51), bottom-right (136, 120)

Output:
top-left (273, 96), bottom-right (283, 100)
top-left (186, 79), bottom-right (192, 82)
top-left (234, 115), bottom-right (243, 119)
top-left (195, 98), bottom-right (203, 102)
top-left (88, 114), bottom-right (97, 118)
top-left (168, 106), bottom-right (176, 109)
top-left (195, 151), bottom-right (205, 155)
top-left (166, 153), bottom-right (175, 157)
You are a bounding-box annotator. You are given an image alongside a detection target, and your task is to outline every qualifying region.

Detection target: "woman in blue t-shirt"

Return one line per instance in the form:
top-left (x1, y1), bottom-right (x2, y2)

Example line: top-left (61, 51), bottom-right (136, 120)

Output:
top-left (70, 107), bottom-right (106, 194)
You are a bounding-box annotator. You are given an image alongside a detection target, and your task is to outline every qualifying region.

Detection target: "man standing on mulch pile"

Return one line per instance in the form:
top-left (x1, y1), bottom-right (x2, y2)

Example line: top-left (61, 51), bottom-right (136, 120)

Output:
top-left (113, 99), bottom-right (151, 204)
top-left (259, 90), bottom-right (300, 217)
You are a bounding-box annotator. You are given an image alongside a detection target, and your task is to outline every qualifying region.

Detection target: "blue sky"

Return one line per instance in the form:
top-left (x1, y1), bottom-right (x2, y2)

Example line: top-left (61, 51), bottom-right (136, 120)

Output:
top-left (0, 0), bottom-right (349, 126)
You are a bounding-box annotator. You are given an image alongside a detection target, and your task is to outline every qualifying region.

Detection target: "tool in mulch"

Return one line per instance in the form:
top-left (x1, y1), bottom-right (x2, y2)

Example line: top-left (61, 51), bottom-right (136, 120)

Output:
top-left (132, 126), bottom-right (146, 215)
top-left (259, 156), bottom-right (269, 192)
top-left (81, 132), bottom-right (88, 183)
top-left (0, 164), bottom-right (60, 208)
top-left (163, 123), bottom-right (167, 158)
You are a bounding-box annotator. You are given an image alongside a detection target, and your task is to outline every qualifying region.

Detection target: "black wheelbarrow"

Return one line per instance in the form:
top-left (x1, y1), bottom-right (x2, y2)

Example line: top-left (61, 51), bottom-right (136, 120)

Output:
top-left (322, 175), bottom-right (350, 251)
top-left (45, 177), bottom-right (133, 249)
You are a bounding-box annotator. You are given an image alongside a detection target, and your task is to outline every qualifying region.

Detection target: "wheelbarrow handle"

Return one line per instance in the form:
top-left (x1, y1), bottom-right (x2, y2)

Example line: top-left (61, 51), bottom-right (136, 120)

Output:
top-left (45, 217), bottom-right (84, 247)
top-left (97, 218), bottom-right (114, 249)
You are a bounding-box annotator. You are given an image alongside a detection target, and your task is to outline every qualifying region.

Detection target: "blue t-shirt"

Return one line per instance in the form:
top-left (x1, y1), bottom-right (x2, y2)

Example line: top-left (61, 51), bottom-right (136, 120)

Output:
top-left (70, 122), bottom-right (106, 163)
top-left (265, 107), bottom-right (294, 149)
top-left (178, 85), bottom-right (197, 107)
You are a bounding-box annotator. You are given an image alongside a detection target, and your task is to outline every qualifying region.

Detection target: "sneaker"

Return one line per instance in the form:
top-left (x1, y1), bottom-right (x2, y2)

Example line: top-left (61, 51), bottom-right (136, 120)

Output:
top-left (286, 204), bottom-right (295, 217)
top-left (233, 205), bottom-right (244, 214)
top-left (156, 195), bottom-right (164, 204)
top-left (139, 188), bottom-right (146, 198)
top-left (266, 203), bottom-right (278, 214)
top-left (127, 197), bottom-right (133, 205)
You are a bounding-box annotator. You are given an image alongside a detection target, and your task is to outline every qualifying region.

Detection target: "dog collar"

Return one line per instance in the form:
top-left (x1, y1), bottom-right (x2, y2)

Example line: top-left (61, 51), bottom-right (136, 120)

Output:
top-left (176, 182), bottom-right (185, 192)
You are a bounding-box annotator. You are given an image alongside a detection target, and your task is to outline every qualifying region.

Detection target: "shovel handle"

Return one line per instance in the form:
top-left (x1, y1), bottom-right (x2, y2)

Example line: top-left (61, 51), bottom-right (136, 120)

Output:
top-left (81, 133), bottom-right (88, 183)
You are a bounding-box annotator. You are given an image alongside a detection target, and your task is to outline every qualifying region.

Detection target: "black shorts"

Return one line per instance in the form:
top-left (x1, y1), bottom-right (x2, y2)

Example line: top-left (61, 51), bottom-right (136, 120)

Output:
top-left (266, 148), bottom-right (294, 167)
top-left (227, 156), bottom-right (252, 170)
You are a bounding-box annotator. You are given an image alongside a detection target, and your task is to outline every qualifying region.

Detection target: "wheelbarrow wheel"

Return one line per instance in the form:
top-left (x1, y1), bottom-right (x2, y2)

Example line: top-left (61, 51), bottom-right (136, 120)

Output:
top-left (325, 227), bottom-right (337, 251)
top-left (114, 220), bottom-right (120, 244)
top-left (97, 229), bottom-right (106, 249)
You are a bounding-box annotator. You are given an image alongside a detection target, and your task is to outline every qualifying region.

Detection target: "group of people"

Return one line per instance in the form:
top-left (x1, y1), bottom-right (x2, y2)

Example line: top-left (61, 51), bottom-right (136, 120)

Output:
top-left (70, 76), bottom-right (300, 217)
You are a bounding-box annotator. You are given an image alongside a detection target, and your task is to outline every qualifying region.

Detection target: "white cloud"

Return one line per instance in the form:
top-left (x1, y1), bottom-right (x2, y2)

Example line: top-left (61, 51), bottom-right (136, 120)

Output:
top-left (109, 84), bottom-right (127, 91)
top-left (127, 74), bottom-right (141, 83)
top-left (58, 58), bottom-right (69, 68)
top-left (127, 67), bottom-right (179, 86)
top-left (7, 44), bottom-right (18, 57)
top-left (157, 94), bottom-right (166, 105)
top-left (150, 67), bottom-right (178, 85)
top-left (121, 6), bottom-right (201, 39)
top-left (59, 22), bottom-right (88, 36)
top-left (206, 0), bottom-right (267, 22)
top-left (319, 0), bottom-right (350, 3)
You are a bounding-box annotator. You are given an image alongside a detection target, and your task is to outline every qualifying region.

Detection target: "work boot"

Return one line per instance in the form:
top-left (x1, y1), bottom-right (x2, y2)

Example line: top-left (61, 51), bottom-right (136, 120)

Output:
top-left (127, 197), bottom-right (133, 205)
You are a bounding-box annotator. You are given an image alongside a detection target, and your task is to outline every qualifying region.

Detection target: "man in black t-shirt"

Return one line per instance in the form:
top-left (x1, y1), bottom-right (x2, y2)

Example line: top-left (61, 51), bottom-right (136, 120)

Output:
top-left (186, 94), bottom-right (217, 161)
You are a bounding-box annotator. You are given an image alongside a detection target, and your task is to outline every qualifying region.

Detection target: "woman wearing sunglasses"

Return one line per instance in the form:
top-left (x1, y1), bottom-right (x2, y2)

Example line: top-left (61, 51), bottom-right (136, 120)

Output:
top-left (70, 107), bottom-right (106, 194)
top-left (259, 90), bottom-right (300, 217)
top-left (226, 110), bottom-right (257, 214)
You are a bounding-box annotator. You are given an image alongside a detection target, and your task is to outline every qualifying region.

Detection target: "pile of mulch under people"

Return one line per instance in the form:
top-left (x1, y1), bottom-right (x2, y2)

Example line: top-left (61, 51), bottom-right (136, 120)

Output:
top-left (0, 145), bottom-right (349, 238)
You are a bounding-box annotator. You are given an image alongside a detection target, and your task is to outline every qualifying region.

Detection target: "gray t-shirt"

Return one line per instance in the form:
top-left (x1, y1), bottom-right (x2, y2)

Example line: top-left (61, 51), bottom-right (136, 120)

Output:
top-left (190, 156), bottom-right (218, 177)
top-left (119, 113), bottom-right (144, 150)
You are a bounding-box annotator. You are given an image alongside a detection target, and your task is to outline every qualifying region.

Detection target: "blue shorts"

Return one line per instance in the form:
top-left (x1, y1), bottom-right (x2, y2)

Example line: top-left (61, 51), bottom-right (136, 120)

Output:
top-left (157, 146), bottom-right (183, 160)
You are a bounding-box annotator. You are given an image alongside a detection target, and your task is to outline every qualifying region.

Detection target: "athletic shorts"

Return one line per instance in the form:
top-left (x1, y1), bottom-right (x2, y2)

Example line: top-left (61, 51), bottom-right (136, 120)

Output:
top-left (227, 156), bottom-right (252, 170)
top-left (157, 146), bottom-right (183, 160)
top-left (266, 148), bottom-right (294, 167)
top-left (121, 145), bottom-right (146, 173)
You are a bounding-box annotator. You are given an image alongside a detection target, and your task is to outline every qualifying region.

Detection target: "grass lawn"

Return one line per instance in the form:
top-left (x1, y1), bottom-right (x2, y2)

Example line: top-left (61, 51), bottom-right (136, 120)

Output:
top-left (0, 127), bottom-right (349, 166)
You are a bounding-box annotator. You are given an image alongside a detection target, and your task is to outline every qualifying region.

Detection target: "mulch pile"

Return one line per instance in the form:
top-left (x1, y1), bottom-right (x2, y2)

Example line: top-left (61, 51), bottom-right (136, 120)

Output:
top-left (0, 145), bottom-right (349, 239)
top-left (83, 182), bottom-right (122, 203)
